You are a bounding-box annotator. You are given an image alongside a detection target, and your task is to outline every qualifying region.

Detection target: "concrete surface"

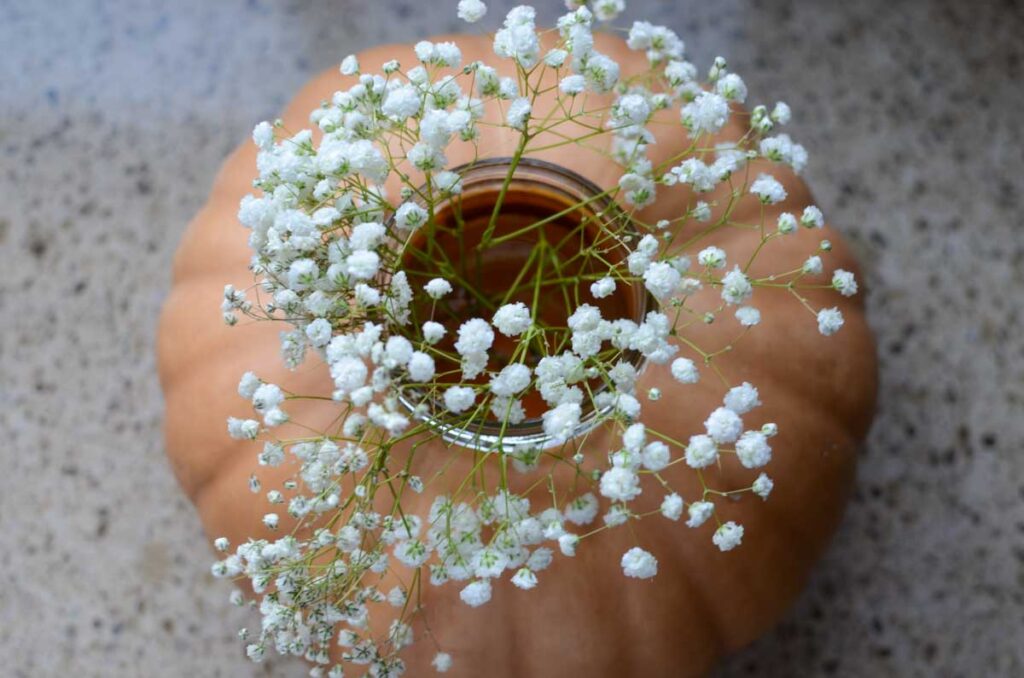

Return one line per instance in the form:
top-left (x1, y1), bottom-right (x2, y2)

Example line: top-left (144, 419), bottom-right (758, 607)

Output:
top-left (2, 0), bottom-right (1022, 675)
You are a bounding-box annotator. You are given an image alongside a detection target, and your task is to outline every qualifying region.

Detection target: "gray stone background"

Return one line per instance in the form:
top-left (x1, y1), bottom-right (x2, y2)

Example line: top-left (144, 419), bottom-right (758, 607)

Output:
top-left (2, 0), bottom-right (1021, 675)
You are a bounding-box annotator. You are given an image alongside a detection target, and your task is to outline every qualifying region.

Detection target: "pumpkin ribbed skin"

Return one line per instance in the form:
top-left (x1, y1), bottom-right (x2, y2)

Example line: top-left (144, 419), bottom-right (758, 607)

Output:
top-left (158, 33), bottom-right (876, 677)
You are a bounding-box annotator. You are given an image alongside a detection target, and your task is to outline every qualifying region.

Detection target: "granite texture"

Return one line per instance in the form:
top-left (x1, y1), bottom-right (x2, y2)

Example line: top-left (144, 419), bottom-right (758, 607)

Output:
top-left (1, 0), bottom-right (1022, 676)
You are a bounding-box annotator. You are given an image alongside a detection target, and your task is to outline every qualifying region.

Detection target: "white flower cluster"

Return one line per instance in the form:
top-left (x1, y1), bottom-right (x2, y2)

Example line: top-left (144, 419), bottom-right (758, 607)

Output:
top-left (214, 1), bottom-right (860, 673)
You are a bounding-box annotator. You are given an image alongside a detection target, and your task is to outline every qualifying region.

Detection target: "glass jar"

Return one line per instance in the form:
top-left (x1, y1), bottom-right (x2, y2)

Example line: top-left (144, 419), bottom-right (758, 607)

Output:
top-left (392, 157), bottom-right (650, 453)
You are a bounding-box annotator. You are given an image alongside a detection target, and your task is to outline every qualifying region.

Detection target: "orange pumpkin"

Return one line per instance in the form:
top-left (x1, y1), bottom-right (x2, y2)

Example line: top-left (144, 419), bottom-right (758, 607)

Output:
top-left (158, 32), bottom-right (877, 677)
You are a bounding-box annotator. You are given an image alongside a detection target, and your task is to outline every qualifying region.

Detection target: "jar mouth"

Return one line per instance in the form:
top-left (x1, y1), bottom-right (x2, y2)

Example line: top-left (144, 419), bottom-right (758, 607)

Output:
top-left (389, 157), bottom-right (653, 453)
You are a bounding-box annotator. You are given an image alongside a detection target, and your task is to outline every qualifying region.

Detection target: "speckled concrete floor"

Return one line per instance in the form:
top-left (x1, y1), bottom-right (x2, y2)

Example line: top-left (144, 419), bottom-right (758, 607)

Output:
top-left (2, 0), bottom-right (1022, 676)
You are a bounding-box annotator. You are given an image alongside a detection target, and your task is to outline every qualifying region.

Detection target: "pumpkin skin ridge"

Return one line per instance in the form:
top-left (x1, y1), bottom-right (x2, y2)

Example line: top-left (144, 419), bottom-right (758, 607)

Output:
top-left (158, 32), bottom-right (878, 678)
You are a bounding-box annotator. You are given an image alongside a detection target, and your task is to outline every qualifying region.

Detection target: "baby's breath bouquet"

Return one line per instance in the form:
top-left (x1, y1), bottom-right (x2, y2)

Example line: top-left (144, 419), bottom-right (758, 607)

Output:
top-left (211, 1), bottom-right (858, 674)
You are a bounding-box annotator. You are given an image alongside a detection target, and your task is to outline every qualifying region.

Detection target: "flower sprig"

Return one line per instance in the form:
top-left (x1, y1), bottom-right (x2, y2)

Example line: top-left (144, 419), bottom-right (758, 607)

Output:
top-left (212, 1), bottom-right (858, 675)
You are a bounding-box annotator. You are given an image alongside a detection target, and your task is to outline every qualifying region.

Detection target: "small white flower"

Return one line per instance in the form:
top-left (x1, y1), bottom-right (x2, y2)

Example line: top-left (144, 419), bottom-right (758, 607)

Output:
top-left (559, 74), bottom-right (586, 95)
top-left (661, 494), bottom-right (684, 521)
top-left (460, 351), bottom-right (488, 380)
top-left (345, 250), bottom-right (380, 280)
top-left (643, 261), bottom-right (681, 299)
top-left (720, 266), bottom-right (753, 305)
top-left (543, 402), bottom-right (582, 440)
top-left (590, 277), bottom-right (616, 299)
top-left (686, 501), bottom-right (714, 528)
top-left (681, 91), bottom-right (729, 136)
top-left (735, 306), bottom-right (761, 326)
top-left (605, 507), bottom-right (630, 528)
top-left (251, 121), bottom-right (274, 150)
top-left (612, 93), bottom-right (651, 127)
top-left (564, 493), bottom-right (599, 525)
top-left (705, 406), bottom-right (743, 443)
top-left (713, 521), bottom-right (744, 551)
top-left (395, 202), bottom-right (427, 230)
top-left (435, 170), bottom-right (464, 195)
top-left (382, 85), bottom-right (422, 121)
top-left (492, 302), bottom-right (532, 336)
top-left (471, 547), bottom-right (509, 578)
top-left (384, 335), bottom-right (414, 367)
top-left (613, 392), bottom-right (642, 419)
top-left (620, 546), bottom-right (658, 579)
top-left (422, 321), bottom-right (446, 344)
top-left (567, 303), bottom-right (602, 333)
top-left (456, 0), bottom-right (487, 23)
top-left (599, 466), bottom-right (641, 502)
top-left (473, 63), bottom-right (500, 96)
top-left (627, 21), bottom-right (684, 64)
top-left (444, 386), bottom-right (476, 414)
top-left (237, 371), bottom-right (261, 399)
top-left (752, 473), bottom-right (774, 499)
top-left (305, 318), bottom-right (333, 347)
top-left (433, 652), bottom-right (453, 673)
top-left (251, 382), bottom-right (284, 413)
top-left (339, 54), bottom-right (359, 75)
top-left (641, 441), bottom-right (671, 471)
top-left (832, 269), bottom-right (858, 296)
top-left (459, 579), bottom-right (492, 607)
top-left (544, 48), bottom-right (568, 67)
top-left (408, 142), bottom-right (446, 171)
top-left (331, 356), bottom-right (368, 394)
top-left (803, 255), bottom-right (823, 275)
top-left (817, 307), bottom-right (844, 336)
top-left (527, 548), bottom-right (553, 571)
top-left (777, 212), bottom-right (798, 234)
top-left (622, 423), bottom-right (646, 453)
top-left (350, 222), bottom-right (386, 251)
top-left (715, 73), bottom-right (747, 102)
top-left (558, 533), bottom-right (579, 556)
top-left (801, 205), bottom-right (825, 228)
top-left (436, 42), bottom-right (463, 67)
top-left (287, 258), bottom-right (319, 291)
top-left (723, 382), bottom-right (760, 414)
top-left (227, 417), bottom-right (259, 440)
top-left (593, 0), bottom-right (625, 22)
top-left (407, 351), bottom-right (436, 382)
top-left (670, 357), bottom-right (700, 384)
top-left (454, 319), bottom-right (495, 357)
top-left (493, 6), bottom-right (540, 68)
top-left (507, 97), bottom-right (532, 130)
top-left (697, 246), bottom-right (726, 269)
top-left (664, 59), bottom-right (697, 88)
top-left (584, 53), bottom-right (620, 92)
top-left (750, 173), bottom-right (787, 204)
top-left (498, 77), bottom-right (519, 99)
top-left (736, 430), bottom-right (772, 468)
top-left (262, 513), bottom-right (279, 529)
top-left (772, 101), bottom-right (792, 124)
top-left (489, 363), bottom-right (532, 397)
top-left (414, 40), bottom-right (435, 63)
top-left (354, 284), bottom-right (381, 306)
top-left (263, 408), bottom-right (287, 427)
top-left (618, 172), bottom-right (655, 207)
top-left (511, 567), bottom-right (538, 590)
top-left (258, 442), bottom-right (284, 466)
top-left (424, 278), bottom-right (453, 299)
top-left (684, 434), bottom-right (718, 468)
top-left (693, 201), bottom-right (712, 222)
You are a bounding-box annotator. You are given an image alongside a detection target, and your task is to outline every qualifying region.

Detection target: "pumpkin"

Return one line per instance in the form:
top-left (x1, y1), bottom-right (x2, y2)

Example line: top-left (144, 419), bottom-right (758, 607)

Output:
top-left (158, 31), bottom-right (877, 677)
